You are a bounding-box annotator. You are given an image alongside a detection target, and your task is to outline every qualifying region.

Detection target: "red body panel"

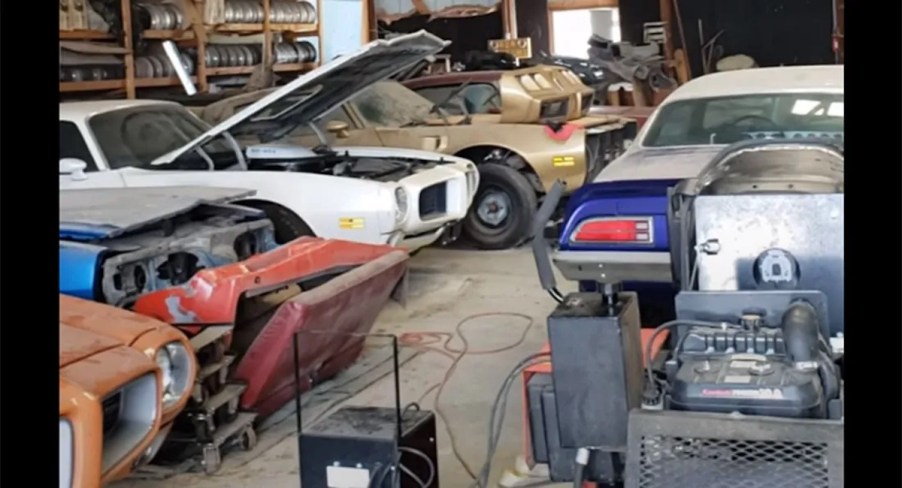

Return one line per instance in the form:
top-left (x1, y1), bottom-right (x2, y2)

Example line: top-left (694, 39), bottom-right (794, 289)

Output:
top-left (133, 237), bottom-right (402, 324)
top-left (132, 237), bottom-right (409, 417)
top-left (234, 250), bottom-right (407, 415)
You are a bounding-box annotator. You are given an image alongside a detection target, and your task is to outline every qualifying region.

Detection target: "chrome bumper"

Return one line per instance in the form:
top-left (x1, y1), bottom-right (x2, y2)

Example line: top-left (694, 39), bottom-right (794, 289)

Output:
top-left (552, 250), bottom-right (673, 283)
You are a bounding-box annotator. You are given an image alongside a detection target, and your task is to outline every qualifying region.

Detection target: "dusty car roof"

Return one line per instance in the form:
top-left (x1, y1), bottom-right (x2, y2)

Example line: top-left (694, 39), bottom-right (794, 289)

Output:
top-left (59, 99), bottom-right (182, 122)
top-left (59, 186), bottom-right (258, 240)
top-left (665, 65), bottom-right (844, 103)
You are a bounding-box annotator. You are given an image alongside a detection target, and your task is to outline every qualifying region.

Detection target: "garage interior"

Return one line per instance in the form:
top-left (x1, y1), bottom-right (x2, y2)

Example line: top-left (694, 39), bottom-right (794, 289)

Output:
top-left (58, 0), bottom-right (845, 487)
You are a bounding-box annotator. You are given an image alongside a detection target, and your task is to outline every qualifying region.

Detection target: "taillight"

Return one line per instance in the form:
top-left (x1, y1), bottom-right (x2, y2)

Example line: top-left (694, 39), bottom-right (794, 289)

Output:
top-left (572, 217), bottom-right (653, 244)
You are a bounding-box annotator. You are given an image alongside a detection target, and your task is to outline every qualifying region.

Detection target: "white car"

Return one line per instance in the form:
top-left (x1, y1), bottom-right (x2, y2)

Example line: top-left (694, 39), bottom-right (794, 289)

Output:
top-left (58, 32), bottom-right (478, 251)
top-left (596, 64), bottom-right (844, 184)
top-left (553, 64), bottom-right (844, 290)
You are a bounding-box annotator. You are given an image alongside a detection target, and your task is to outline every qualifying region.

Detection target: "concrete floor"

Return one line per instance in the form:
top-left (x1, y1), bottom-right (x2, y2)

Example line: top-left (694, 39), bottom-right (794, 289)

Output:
top-left (116, 247), bottom-right (574, 488)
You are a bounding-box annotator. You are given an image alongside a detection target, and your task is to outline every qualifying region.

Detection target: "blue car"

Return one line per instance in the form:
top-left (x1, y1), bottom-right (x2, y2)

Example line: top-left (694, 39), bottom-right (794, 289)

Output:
top-left (551, 65), bottom-right (844, 323)
top-left (59, 186), bottom-right (277, 306)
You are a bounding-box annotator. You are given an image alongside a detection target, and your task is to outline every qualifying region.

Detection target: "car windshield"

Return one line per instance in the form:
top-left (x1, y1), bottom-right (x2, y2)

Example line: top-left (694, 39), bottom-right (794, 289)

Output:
top-left (641, 92), bottom-right (844, 147)
top-left (348, 81), bottom-right (435, 127)
top-left (89, 104), bottom-right (237, 170)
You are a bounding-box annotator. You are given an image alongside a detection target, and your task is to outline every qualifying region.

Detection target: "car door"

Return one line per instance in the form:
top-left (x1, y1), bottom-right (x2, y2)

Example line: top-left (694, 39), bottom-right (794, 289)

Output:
top-left (59, 121), bottom-right (128, 189)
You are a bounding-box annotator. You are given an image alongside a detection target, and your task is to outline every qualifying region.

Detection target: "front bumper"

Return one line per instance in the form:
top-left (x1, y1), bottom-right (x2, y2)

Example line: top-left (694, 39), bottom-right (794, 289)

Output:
top-left (553, 250), bottom-right (672, 284)
top-left (133, 237), bottom-right (410, 417)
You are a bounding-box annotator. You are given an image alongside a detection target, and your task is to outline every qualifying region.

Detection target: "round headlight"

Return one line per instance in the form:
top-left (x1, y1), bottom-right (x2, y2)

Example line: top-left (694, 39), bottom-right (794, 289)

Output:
top-left (155, 348), bottom-right (174, 394)
top-left (156, 342), bottom-right (193, 408)
top-left (394, 187), bottom-right (409, 223)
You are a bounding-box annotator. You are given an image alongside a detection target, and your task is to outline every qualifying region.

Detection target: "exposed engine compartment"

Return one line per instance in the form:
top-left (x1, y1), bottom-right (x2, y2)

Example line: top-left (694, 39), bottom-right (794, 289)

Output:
top-left (245, 144), bottom-right (441, 182)
top-left (97, 207), bottom-right (275, 306)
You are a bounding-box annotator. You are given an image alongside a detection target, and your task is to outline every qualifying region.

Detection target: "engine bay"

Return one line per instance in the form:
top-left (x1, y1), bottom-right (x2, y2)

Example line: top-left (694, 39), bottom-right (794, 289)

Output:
top-left (95, 207), bottom-right (276, 306)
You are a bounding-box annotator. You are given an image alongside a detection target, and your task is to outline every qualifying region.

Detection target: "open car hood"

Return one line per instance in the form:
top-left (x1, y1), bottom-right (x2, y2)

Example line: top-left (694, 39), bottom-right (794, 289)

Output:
top-left (59, 186), bottom-right (260, 240)
top-left (154, 30), bottom-right (448, 165)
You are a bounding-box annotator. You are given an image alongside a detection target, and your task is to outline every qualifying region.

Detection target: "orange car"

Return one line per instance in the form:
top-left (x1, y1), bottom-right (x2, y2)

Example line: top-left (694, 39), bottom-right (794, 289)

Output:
top-left (59, 295), bottom-right (197, 487)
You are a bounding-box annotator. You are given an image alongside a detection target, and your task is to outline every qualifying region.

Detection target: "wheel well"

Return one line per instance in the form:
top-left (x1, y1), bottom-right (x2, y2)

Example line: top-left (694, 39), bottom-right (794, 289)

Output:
top-left (233, 199), bottom-right (317, 237)
top-left (455, 146), bottom-right (545, 194)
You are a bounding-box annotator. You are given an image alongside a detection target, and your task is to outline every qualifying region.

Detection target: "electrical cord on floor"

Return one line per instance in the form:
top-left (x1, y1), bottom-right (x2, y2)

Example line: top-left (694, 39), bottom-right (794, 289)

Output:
top-left (399, 312), bottom-right (537, 481)
top-left (471, 352), bottom-right (552, 488)
top-left (401, 463), bottom-right (428, 488)
top-left (399, 447), bottom-right (436, 487)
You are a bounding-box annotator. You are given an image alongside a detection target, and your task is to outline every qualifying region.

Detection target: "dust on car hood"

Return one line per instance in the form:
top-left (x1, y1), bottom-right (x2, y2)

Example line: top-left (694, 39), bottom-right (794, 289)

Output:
top-left (155, 31), bottom-right (448, 165)
top-left (595, 145), bottom-right (725, 183)
top-left (59, 186), bottom-right (259, 240)
top-left (59, 321), bottom-right (122, 368)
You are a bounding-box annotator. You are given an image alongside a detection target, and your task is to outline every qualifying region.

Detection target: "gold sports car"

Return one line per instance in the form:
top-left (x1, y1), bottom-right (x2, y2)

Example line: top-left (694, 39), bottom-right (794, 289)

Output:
top-left (194, 35), bottom-right (636, 249)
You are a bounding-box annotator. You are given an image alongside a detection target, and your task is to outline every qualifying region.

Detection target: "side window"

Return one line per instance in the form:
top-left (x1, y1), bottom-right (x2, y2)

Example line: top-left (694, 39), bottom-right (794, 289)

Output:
top-left (460, 83), bottom-right (500, 114)
top-left (414, 86), bottom-right (463, 115)
top-left (59, 122), bottom-right (99, 172)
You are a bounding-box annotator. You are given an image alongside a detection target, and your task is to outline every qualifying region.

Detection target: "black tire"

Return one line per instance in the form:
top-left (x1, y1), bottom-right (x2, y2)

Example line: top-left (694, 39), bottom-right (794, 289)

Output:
top-left (463, 163), bottom-right (538, 250)
top-left (239, 201), bottom-right (315, 244)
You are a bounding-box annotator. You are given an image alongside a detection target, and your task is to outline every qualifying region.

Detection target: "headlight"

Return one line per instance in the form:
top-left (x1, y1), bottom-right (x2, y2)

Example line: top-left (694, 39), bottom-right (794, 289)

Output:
top-left (394, 187), bottom-right (409, 223)
top-left (60, 418), bottom-right (73, 488)
top-left (155, 342), bottom-right (193, 409)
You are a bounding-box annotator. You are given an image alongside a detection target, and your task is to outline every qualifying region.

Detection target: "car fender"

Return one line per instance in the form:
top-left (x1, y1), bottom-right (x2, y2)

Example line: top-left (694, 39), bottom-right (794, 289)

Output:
top-left (441, 123), bottom-right (589, 192)
top-left (60, 241), bottom-right (107, 300)
top-left (113, 168), bottom-right (398, 244)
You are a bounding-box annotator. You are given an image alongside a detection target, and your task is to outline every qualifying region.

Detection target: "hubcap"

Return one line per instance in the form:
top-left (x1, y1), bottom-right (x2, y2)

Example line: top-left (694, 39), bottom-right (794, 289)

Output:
top-left (476, 190), bottom-right (511, 227)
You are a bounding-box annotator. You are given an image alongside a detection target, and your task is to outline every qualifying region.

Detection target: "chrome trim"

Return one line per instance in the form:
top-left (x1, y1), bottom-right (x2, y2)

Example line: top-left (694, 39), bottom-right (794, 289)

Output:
top-left (59, 418), bottom-right (74, 488)
top-left (552, 250), bottom-right (672, 284)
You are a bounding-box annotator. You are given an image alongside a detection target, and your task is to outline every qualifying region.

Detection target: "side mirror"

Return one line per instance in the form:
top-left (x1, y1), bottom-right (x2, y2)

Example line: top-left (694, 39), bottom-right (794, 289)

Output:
top-left (59, 158), bottom-right (88, 181)
top-left (325, 120), bottom-right (351, 138)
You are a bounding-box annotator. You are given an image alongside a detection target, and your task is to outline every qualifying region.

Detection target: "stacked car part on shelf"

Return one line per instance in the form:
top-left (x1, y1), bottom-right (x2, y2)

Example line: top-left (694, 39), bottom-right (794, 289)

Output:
top-left (136, 53), bottom-right (196, 78)
top-left (60, 65), bottom-right (125, 82)
top-left (224, 0), bottom-right (317, 23)
top-left (204, 44), bottom-right (264, 67)
top-left (274, 41), bottom-right (318, 63)
top-left (135, 1), bottom-right (186, 30)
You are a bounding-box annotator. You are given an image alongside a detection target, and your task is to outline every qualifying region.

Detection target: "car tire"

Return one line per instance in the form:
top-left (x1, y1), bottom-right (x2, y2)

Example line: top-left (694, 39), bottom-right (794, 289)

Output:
top-left (463, 163), bottom-right (538, 250)
top-left (242, 201), bottom-right (315, 244)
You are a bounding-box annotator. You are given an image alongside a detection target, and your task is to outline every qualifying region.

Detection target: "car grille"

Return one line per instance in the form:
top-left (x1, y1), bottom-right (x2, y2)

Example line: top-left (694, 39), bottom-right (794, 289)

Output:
top-left (101, 373), bottom-right (158, 473)
top-left (419, 183), bottom-right (448, 220)
top-left (102, 391), bottom-right (123, 435)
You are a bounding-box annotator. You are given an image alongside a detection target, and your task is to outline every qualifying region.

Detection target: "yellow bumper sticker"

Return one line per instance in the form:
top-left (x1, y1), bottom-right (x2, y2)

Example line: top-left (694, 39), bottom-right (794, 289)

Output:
top-left (339, 217), bottom-right (365, 229)
top-left (552, 156), bottom-right (575, 167)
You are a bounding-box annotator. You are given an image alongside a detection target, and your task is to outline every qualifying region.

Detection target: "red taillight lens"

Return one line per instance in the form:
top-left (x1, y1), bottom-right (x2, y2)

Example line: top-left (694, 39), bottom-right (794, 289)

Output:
top-left (572, 217), bottom-right (653, 243)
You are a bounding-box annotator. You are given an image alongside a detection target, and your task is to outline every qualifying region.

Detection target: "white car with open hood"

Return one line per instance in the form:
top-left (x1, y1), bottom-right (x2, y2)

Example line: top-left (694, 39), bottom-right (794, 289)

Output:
top-left (58, 31), bottom-right (478, 251)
